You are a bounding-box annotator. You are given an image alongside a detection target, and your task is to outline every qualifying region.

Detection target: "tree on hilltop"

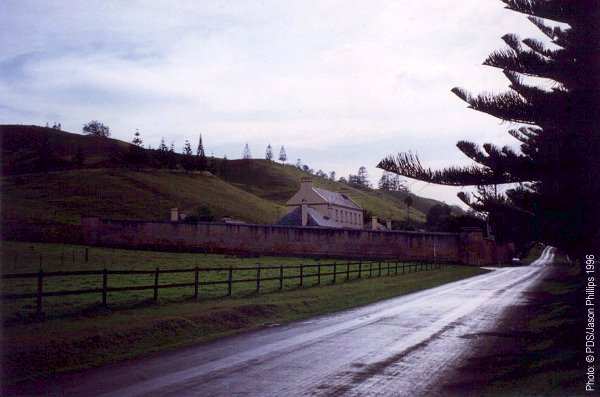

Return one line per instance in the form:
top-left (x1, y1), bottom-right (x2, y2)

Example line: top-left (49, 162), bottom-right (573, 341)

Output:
top-left (265, 144), bottom-right (273, 161)
top-left (83, 120), bottom-right (110, 137)
top-left (243, 143), bottom-right (252, 159)
top-left (279, 146), bottom-right (287, 163)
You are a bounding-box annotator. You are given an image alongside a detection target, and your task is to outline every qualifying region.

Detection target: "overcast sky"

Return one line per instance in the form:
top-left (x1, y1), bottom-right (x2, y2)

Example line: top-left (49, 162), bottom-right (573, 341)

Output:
top-left (0, 0), bottom-right (546, 206)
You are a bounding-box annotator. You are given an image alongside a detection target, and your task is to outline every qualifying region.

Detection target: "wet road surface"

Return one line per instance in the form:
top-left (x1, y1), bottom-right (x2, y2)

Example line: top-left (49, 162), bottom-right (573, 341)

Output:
top-left (16, 248), bottom-right (555, 396)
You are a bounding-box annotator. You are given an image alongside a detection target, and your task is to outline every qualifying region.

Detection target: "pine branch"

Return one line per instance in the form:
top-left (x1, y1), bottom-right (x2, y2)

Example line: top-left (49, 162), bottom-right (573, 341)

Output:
top-left (377, 152), bottom-right (535, 186)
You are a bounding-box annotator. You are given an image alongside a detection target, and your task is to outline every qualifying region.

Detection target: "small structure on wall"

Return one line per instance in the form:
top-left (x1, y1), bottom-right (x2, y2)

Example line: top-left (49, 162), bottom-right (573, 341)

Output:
top-left (277, 177), bottom-right (363, 229)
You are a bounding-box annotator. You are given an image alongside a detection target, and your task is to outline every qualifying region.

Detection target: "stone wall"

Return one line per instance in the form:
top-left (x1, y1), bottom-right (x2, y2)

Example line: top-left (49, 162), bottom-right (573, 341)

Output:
top-left (81, 218), bottom-right (514, 265)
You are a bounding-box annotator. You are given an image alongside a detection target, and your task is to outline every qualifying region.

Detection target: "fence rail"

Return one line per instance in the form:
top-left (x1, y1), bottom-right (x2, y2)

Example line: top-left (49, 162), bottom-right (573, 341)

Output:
top-left (1, 260), bottom-right (445, 315)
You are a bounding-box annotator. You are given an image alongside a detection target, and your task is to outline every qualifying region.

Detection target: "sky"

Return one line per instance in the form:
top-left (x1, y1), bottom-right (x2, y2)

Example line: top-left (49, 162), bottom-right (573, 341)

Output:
top-left (0, 0), bottom-right (547, 207)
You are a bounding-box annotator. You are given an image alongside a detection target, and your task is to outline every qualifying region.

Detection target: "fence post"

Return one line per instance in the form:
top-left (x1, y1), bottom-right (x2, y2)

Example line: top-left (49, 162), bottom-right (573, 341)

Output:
top-left (228, 267), bottom-right (233, 296)
top-left (346, 262), bottom-right (350, 281)
top-left (359, 261), bottom-right (362, 278)
top-left (102, 268), bottom-right (108, 306)
top-left (317, 263), bottom-right (321, 285)
top-left (369, 262), bottom-right (372, 278)
top-left (279, 265), bottom-right (283, 290)
top-left (300, 264), bottom-right (304, 287)
top-left (154, 267), bottom-right (159, 302)
top-left (378, 261), bottom-right (382, 277)
top-left (387, 261), bottom-right (390, 276)
top-left (194, 266), bottom-right (199, 300)
top-left (72, 249), bottom-right (75, 265)
top-left (332, 263), bottom-right (337, 284)
top-left (256, 264), bottom-right (261, 294)
top-left (36, 268), bottom-right (44, 316)
top-left (85, 248), bottom-right (89, 263)
top-left (395, 261), bottom-right (398, 275)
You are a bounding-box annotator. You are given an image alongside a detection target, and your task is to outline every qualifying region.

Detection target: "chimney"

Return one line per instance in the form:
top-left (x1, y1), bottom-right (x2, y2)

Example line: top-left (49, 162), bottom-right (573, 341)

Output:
top-left (300, 177), bottom-right (313, 193)
top-left (371, 216), bottom-right (378, 230)
top-left (301, 202), bottom-right (309, 226)
top-left (386, 219), bottom-right (392, 230)
top-left (170, 208), bottom-right (179, 222)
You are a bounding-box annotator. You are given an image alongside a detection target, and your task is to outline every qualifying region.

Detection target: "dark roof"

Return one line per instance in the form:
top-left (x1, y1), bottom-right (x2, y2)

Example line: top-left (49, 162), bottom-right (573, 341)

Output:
top-left (276, 207), bottom-right (339, 228)
top-left (313, 187), bottom-right (361, 209)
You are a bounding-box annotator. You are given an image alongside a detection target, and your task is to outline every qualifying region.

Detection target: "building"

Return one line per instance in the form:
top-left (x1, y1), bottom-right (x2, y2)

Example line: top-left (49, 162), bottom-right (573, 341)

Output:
top-left (277, 178), bottom-right (363, 229)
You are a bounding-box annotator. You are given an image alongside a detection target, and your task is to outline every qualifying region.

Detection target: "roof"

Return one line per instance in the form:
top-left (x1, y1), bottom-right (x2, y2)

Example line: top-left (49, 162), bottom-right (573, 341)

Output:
top-left (276, 206), bottom-right (339, 228)
top-left (312, 187), bottom-right (361, 210)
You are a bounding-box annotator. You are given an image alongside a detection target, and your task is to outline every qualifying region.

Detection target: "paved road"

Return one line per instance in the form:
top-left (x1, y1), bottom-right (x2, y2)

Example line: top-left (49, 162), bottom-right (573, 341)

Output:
top-left (17, 248), bottom-right (555, 396)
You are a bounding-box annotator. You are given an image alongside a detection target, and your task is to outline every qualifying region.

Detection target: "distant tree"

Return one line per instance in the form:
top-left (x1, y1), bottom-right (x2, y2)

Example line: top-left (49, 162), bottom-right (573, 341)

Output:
top-left (295, 158), bottom-right (302, 168)
top-left (243, 143), bottom-right (252, 159)
top-left (302, 165), bottom-right (311, 173)
top-left (132, 129), bottom-right (143, 146)
top-left (427, 203), bottom-right (452, 230)
top-left (183, 140), bottom-right (193, 155)
top-left (83, 120), bottom-right (110, 137)
top-left (52, 122), bottom-right (61, 130)
top-left (265, 144), bottom-right (273, 161)
top-left (338, 176), bottom-right (348, 184)
top-left (379, 171), bottom-right (407, 191)
top-left (329, 171), bottom-right (336, 181)
top-left (357, 166), bottom-right (370, 188)
top-left (156, 138), bottom-right (171, 168)
top-left (158, 138), bottom-right (168, 152)
top-left (378, 172), bottom-right (392, 190)
top-left (196, 134), bottom-right (205, 157)
top-left (181, 140), bottom-right (195, 172)
top-left (126, 129), bottom-right (147, 169)
top-left (279, 146), bottom-right (287, 163)
top-left (194, 134), bottom-right (207, 171)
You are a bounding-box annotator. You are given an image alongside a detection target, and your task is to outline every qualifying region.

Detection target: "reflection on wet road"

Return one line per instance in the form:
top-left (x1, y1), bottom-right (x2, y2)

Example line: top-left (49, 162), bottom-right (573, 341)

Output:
top-left (23, 248), bottom-right (556, 396)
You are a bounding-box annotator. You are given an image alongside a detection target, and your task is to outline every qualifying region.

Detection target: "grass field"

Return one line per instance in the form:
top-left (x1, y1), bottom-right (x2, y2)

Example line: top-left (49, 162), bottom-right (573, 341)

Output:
top-left (1, 241), bottom-right (391, 320)
top-left (1, 241), bottom-right (488, 384)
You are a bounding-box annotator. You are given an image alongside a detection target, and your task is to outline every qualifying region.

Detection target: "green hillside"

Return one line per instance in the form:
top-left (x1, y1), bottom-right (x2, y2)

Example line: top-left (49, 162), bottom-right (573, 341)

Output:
top-left (1, 169), bottom-right (284, 225)
top-left (0, 125), bottom-right (464, 226)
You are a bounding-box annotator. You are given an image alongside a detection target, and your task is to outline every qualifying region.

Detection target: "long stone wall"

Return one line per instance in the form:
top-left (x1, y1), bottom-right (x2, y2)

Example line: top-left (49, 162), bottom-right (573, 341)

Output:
top-left (81, 218), bottom-right (514, 265)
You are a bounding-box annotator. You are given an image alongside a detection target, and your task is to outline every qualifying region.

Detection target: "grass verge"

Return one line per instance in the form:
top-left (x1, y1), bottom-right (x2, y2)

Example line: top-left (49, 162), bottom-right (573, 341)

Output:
top-left (2, 263), bottom-right (487, 385)
top-left (438, 253), bottom-right (586, 396)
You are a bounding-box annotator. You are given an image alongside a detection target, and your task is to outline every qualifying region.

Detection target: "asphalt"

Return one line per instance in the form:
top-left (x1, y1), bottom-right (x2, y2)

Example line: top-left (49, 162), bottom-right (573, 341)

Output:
top-left (12, 247), bottom-right (555, 396)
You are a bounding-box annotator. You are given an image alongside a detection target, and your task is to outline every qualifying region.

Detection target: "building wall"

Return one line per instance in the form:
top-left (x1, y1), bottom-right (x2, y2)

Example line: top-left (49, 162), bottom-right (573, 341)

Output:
top-left (81, 218), bottom-right (514, 265)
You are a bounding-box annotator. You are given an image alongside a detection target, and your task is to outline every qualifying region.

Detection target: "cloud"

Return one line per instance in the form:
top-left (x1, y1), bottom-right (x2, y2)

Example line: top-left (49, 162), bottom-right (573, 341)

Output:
top-left (0, 0), bottom-right (551, 206)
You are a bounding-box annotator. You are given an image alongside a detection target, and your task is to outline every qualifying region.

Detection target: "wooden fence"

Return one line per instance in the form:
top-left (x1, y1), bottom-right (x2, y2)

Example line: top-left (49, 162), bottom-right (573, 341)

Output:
top-left (1, 260), bottom-right (444, 315)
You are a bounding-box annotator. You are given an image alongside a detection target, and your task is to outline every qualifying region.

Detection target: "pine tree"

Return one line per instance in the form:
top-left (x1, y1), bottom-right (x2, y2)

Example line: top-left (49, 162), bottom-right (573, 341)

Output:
top-left (279, 146), bottom-right (287, 163)
top-left (132, 129), bottom-right (143, 146)
top-left (182, 140), bottom-right (194, 172)
top-left (357, 166), bottom-right (370, 188)
top-left (196, 134), bottom-right (205, 157)
top-left (378, 0), bottom-right (600, 256)
top-left (265, 144), bottom-right (273, 161)
top-left (243, 143), bottom-right (252, 159)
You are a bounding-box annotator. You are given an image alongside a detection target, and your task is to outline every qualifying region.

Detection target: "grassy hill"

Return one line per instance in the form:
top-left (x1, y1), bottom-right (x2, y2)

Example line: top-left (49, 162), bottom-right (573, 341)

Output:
top-left (0, 125), bottom-right (463, 226)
